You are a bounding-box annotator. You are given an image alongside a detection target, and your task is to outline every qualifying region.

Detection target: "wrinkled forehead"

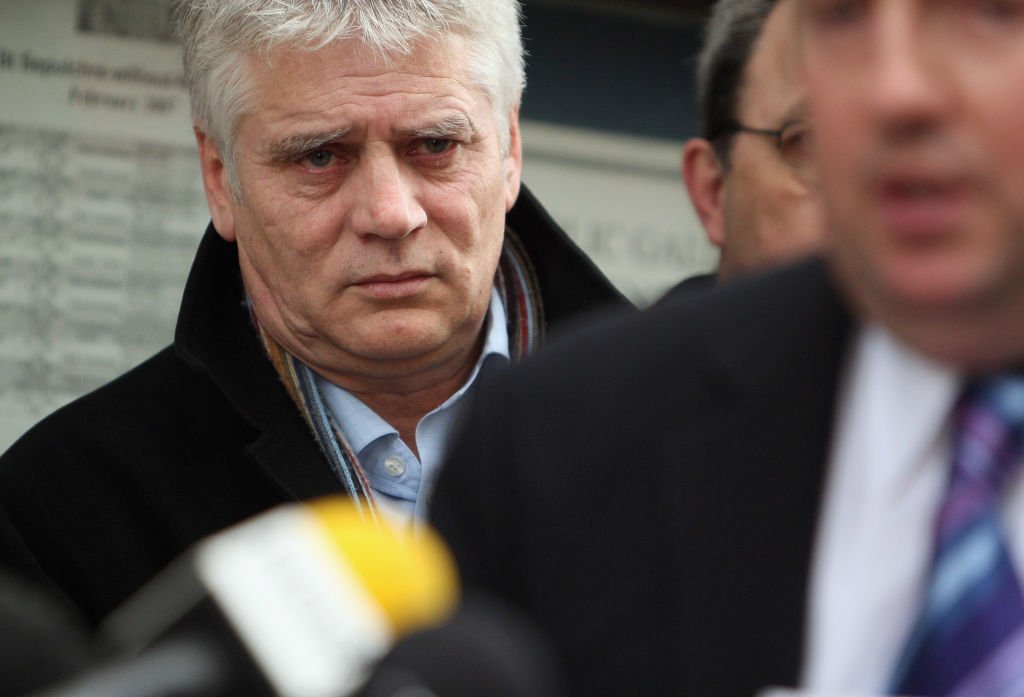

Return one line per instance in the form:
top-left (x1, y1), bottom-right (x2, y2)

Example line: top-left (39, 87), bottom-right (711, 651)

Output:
top-left (259, 32), bottom-right (467, 83)
top-left (249, 33), bottom-right (492, 111)
top-left (237, 35), bottom-right (494, 144)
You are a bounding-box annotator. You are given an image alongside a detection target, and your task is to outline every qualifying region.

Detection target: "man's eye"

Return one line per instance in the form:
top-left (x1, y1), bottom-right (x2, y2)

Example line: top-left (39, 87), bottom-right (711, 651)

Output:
top-left (808, 0), bottom-right (863, 25)
top-left (780, 124), bottom-right (814, 162)
top-left (303, 149), bottom-right (334, 168)
top-left (978, 0), bottom-right (1024, 19)
top-left (781, 129), bottom-right (808, 154)
top-left (420, 138), bottom-right (454, 155)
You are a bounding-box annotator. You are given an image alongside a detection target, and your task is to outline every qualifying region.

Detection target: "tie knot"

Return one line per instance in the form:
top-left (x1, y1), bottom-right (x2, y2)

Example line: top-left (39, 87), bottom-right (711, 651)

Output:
top-left (952, 374), bottom-right (1024, 491)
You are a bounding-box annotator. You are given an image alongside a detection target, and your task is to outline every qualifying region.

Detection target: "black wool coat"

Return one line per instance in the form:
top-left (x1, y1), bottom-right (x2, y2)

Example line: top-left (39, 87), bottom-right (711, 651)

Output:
top-left (431, 258), bottom-right (854, 697)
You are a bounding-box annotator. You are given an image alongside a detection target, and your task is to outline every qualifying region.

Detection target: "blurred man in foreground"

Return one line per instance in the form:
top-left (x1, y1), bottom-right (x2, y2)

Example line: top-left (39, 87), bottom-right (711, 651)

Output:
top-left (677, 0), bottom-right (826, 290)
top-left (433, 1), bottom-right (1024, 695)
top-left (0, 0), bottom-right (625, 626)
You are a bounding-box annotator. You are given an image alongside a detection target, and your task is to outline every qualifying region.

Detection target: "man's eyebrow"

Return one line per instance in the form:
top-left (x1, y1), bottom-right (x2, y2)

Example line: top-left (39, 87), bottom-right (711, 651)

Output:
top-left (403, 114), bottom-right (478, 139)
top-left (266, 127), bottom-right (352, 161)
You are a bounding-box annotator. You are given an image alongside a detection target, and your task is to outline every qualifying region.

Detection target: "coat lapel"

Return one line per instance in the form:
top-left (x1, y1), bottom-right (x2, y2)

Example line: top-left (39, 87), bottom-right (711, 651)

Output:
top-left (659, 260), bottom-right (853, 697)
top-left (175, 227), bottom-right (344, 501)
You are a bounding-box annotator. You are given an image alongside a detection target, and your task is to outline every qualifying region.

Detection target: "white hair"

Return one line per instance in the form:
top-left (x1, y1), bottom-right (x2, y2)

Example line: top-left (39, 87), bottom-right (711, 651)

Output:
top-left (172, 0), bottom-right (525, 193)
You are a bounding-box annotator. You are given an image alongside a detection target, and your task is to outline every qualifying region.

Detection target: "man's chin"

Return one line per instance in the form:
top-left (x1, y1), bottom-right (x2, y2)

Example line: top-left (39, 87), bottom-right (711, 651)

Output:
top-left (839, 243), bottom-right (988, 311)
top-left (342, 333), bottom-right (446, 362)
top-left (337, 322), bottom-right (463, 367)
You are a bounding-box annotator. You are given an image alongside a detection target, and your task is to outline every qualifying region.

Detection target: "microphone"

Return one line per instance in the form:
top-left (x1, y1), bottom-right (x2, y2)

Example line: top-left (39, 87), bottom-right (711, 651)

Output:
top-left (0, 570), bottom-right (94, 697)
top-left (358, 594), bottom-right (567, 697)
top-left (28, 498), bottom-right (458, 697)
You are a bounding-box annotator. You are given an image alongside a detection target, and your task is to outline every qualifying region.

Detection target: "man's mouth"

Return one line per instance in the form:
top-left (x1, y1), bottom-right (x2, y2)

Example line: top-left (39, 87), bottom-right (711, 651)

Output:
top-left (351, 271), bottom-right (434, 300)
top-left (876, 174), bottom-right (971, 240)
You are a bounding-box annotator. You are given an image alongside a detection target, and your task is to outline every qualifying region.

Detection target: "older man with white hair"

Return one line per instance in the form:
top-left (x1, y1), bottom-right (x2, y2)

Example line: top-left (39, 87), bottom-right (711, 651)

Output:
top-left (0, 0), bottom-right (625, 626)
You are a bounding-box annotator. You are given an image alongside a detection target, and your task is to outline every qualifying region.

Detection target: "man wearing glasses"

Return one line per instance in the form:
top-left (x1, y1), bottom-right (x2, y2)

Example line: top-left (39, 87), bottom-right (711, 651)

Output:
top-left (680, 0), bottom-right (825, 284)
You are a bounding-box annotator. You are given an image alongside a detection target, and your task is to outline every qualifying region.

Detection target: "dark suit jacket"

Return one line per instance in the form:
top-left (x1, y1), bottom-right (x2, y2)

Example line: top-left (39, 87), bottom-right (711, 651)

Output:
top-left (431, 258), bottom-right (854, 697)
top-left (656, 271), bottom-right (717, 303)
top-left (0, 186), bottom-right (628, 626)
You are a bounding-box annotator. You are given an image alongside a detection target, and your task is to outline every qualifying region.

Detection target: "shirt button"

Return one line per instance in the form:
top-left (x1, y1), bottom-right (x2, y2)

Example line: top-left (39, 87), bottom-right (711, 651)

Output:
top-left (384, 456), bottom-right (406, 477)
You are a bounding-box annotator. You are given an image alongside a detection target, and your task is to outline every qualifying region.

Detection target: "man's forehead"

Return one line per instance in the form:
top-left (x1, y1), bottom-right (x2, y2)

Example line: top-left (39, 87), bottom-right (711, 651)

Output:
top-left (738, 0), bottom-right (807, 123)
top-left (753, 0), bottom-right (803, 77)
top-left (244, 38), bottom-right (483, 116)
top-left (252, 33), bottom-right (468, 86)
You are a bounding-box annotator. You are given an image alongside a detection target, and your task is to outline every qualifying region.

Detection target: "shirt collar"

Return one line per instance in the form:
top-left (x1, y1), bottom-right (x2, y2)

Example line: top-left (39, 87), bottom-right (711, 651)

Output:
top-left (316, 287), bottom-right (510, 456)
top-left (835, 322), bottom-right (962, 493)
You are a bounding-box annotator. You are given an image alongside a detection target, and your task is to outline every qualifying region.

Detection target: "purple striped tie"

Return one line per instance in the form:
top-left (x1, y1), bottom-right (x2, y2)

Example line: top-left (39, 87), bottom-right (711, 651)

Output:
top-left (891, 375), bottom-right (1024, 697)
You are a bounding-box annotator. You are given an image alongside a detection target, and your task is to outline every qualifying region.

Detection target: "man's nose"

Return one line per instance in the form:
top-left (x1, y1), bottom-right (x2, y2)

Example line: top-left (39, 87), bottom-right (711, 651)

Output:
top-left (865, 5), bottom-right (949, 138)
top-left (347, 153), bottom-right (428, 240)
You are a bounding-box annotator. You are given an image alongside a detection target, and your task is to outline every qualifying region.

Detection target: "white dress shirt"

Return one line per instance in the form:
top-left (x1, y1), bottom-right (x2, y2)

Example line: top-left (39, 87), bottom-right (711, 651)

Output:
top-left (800, 323), bottom-right (1024, 692)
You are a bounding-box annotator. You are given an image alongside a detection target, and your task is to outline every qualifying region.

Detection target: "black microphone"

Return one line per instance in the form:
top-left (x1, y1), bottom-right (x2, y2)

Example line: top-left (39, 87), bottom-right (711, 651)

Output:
top-left (0, 570), bottom-right (94, 697)
top-left (25, 498), bottom-right (459, 697)
top-left (358, 594), bottom-right (567, 697)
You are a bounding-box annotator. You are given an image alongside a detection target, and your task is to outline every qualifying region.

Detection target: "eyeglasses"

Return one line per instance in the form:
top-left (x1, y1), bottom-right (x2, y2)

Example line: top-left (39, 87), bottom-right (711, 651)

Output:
top-left (718, 119), bottom-right (815, 179)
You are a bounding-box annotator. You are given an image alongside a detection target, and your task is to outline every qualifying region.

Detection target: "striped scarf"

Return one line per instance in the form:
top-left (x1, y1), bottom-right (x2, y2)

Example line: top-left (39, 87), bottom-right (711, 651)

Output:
top-left (256, 228), bottom-right (544, 524)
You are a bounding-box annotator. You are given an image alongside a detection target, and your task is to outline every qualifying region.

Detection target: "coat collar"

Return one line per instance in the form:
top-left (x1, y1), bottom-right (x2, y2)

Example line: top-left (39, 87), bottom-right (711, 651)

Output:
top-left (657, 258), bottom-right (855, 696)
top-left (173, 227), bottom-right (342, 500)
top-left (504, 185), bottom-right (629, 319)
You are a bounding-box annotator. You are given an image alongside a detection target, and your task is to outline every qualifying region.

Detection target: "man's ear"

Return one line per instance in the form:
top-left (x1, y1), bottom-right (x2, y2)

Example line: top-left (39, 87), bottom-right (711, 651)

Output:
top-left (682, 138), bottom-right (728, 250)
top-left (503, 106), bottom-right (523, 211)
top-left (195, 129), bottom-right (237, 242)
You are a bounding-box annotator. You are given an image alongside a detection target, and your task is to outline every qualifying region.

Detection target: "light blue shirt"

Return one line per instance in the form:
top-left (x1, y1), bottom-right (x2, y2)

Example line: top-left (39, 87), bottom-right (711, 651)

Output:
top-left (316, 288), bottom-right (509, 528)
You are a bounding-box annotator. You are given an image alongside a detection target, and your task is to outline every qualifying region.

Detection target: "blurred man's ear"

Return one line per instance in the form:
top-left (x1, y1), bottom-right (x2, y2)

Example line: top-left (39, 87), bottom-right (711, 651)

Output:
top-left (682, 138), bottom-right (727, 250)
top-left (504, 106), bottom-right (523, 212)
top-left (195, 129), bottom-right (237, 242)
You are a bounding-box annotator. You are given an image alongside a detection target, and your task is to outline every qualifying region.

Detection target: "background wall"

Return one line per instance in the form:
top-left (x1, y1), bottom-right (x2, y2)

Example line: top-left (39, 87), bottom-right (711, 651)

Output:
top-left (0, 0), bottom-right (713, 451)
top-left (518, 1), bottom-right (714, 301)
